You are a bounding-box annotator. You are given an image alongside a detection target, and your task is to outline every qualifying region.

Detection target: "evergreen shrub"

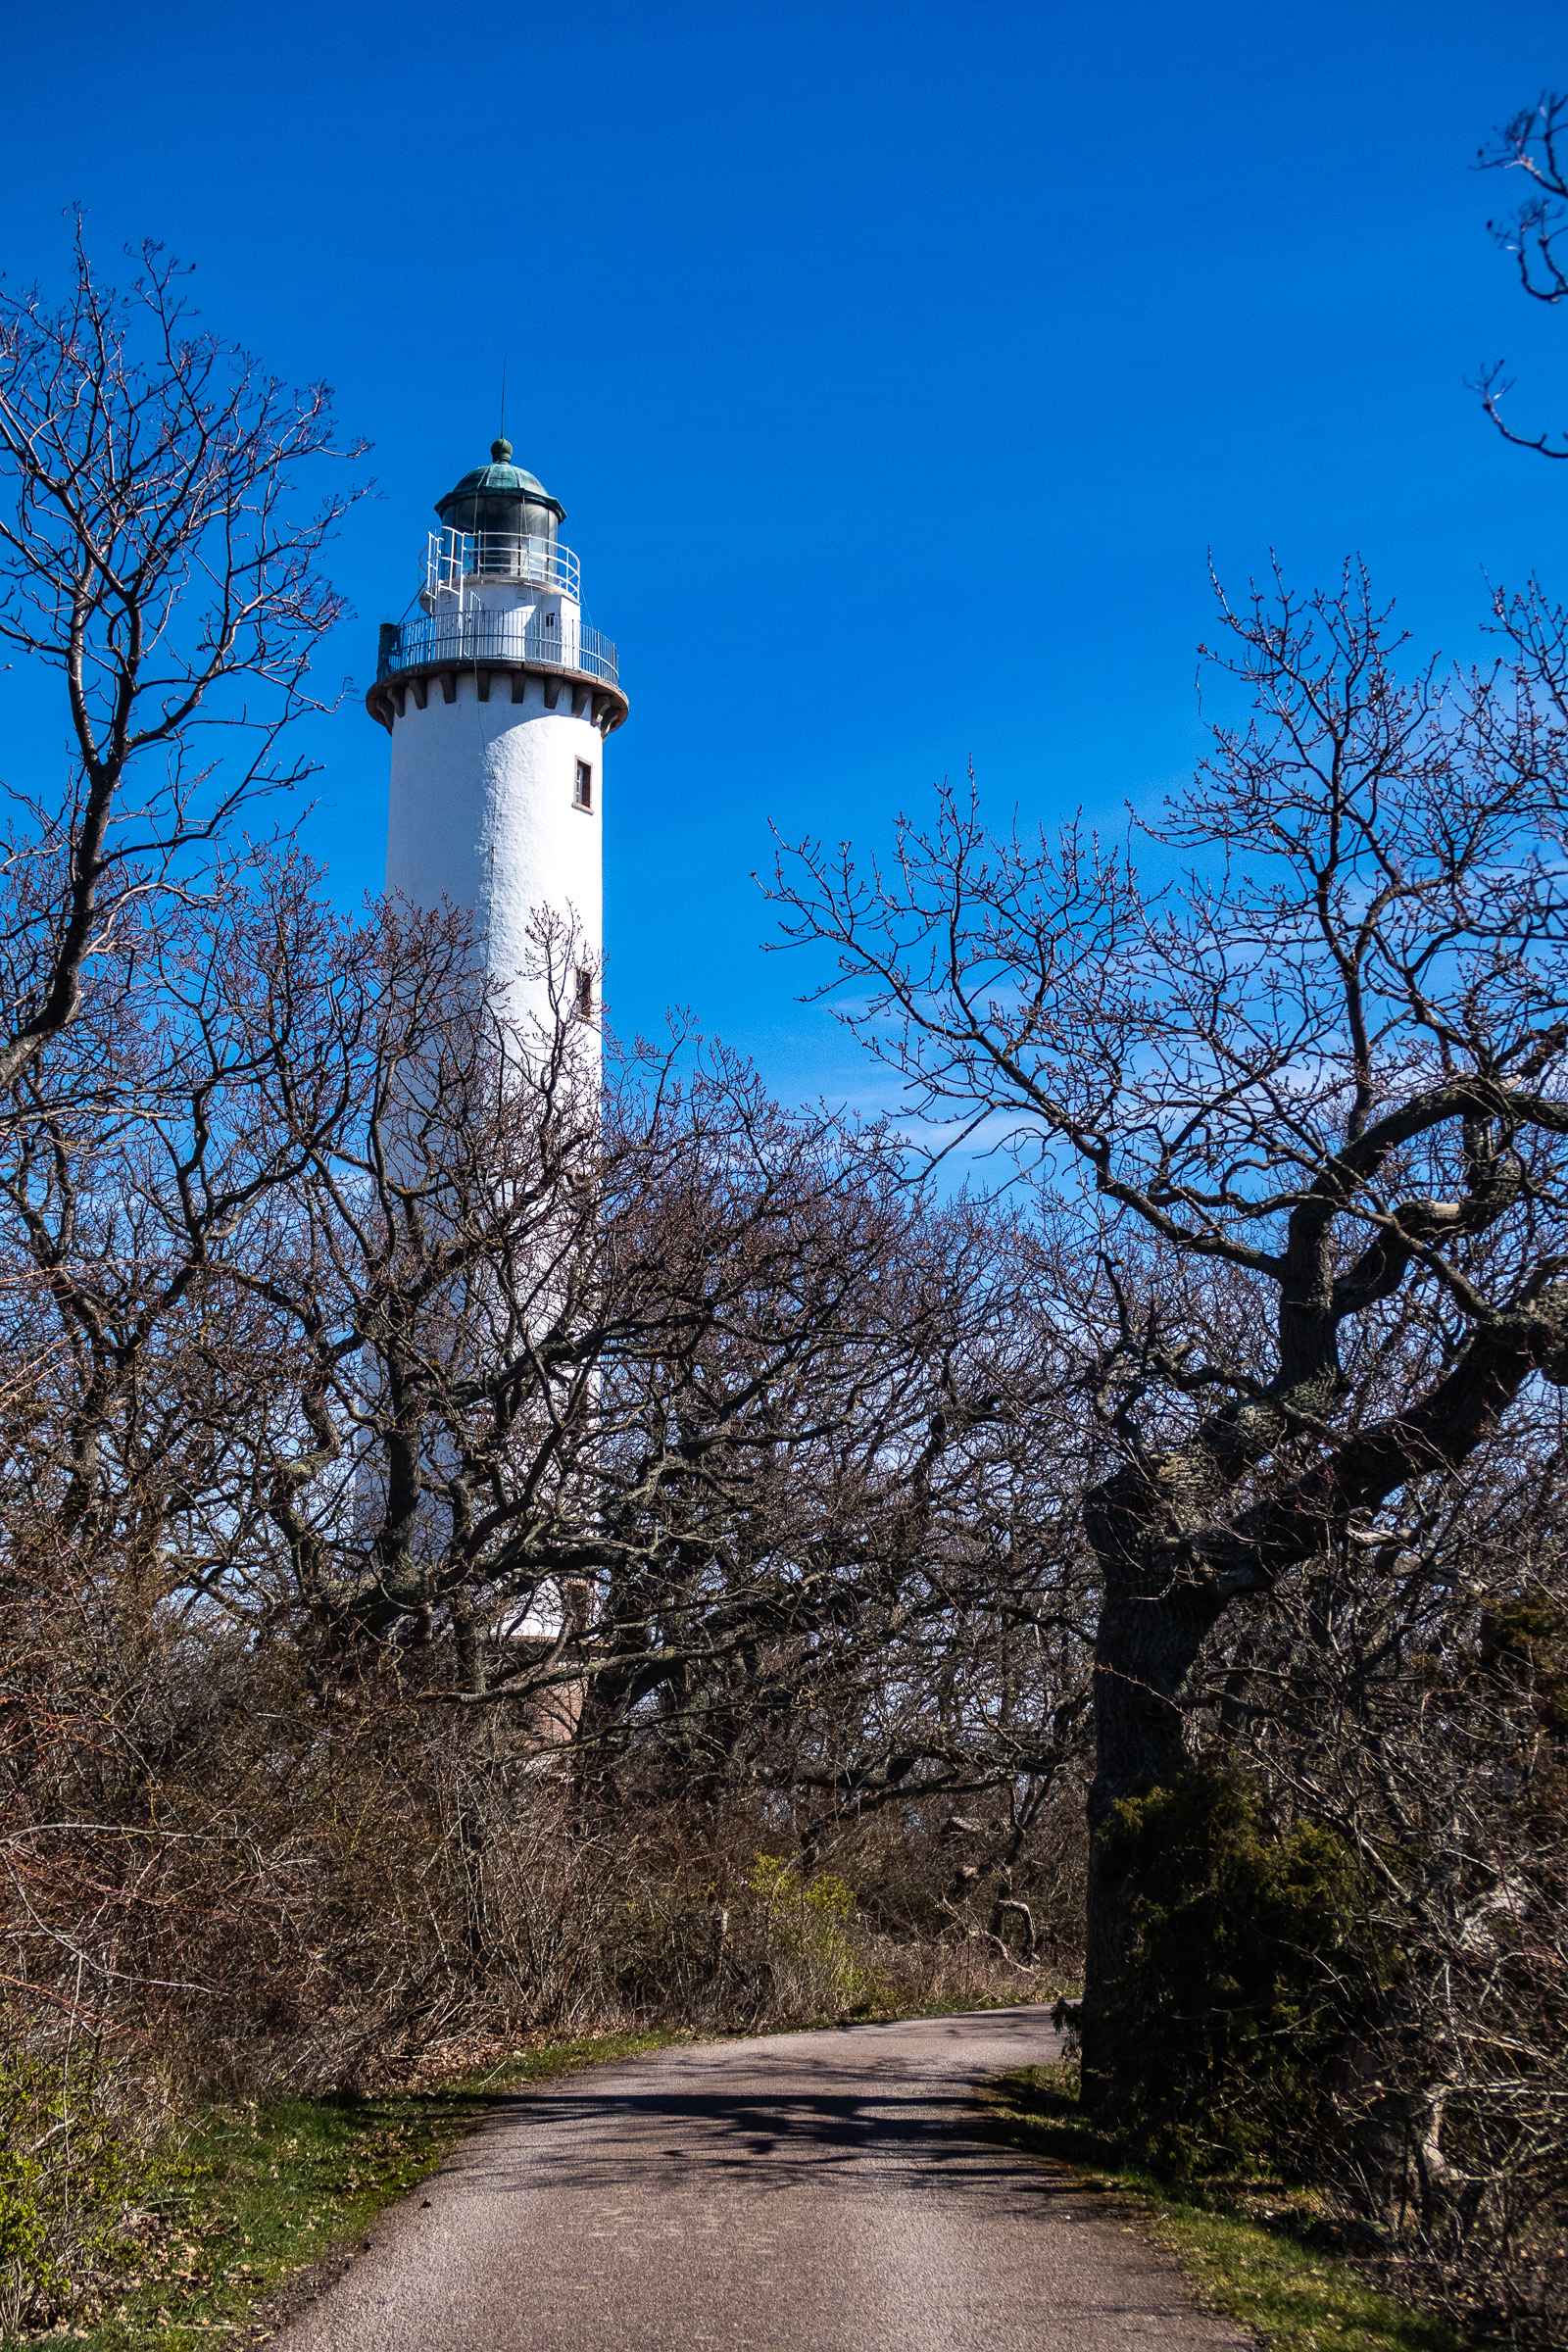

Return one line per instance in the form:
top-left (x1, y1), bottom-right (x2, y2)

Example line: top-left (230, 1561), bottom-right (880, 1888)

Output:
top-left (1091, 1769), bottom-right (1384, 2176)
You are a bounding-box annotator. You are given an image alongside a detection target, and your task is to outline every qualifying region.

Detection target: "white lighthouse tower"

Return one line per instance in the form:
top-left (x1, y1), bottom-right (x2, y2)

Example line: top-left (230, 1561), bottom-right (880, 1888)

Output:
top-left (367, 440), bottom-right (627, 1049)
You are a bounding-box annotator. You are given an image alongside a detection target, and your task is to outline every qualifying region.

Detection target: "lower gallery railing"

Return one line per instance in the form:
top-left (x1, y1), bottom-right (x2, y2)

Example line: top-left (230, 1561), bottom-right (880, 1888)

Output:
top-left (379, 615), bottom-right (619, 688)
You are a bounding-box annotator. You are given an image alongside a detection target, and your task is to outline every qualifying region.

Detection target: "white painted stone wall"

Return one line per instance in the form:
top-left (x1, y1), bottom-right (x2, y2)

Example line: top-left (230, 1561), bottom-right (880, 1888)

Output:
top-left (385, 661), bottom-right (604, 1059)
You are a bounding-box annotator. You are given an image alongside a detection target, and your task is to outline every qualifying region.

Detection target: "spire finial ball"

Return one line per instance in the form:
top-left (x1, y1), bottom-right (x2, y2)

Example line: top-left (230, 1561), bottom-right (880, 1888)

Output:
top-left (492, 436), bottom-right (513, 463)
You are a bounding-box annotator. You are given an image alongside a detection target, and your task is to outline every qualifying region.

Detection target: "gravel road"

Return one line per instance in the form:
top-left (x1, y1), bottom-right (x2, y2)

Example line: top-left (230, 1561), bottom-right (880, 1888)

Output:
top-left (273, 2006), bottom-right (1250, 2350)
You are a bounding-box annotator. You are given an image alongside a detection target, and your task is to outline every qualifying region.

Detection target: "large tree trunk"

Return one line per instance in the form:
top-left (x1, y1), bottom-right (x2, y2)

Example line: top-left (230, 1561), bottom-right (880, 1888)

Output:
top-left (1078, 1481), bottom-right (1224, 2103)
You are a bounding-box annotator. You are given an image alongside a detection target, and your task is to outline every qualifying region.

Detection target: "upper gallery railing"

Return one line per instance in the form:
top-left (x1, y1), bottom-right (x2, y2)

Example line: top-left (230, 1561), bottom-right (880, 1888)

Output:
top-left (424, 528), bottom-right (580, 600)
top-left (378, 612), bottom-right (619, 688)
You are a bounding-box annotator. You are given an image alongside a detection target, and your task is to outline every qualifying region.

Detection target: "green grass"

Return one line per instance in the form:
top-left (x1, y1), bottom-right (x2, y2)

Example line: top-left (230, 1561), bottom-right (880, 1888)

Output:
top-left (43, 2031), bottom-right (682, 2352)
top-left (984, 2065), bottom-right (1490, 2352)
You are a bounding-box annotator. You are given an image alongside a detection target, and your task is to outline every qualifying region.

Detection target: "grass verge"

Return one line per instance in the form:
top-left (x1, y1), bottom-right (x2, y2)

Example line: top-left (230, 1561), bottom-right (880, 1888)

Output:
top-left (984, 2064), bottom-right (1491, 2352)
top-left (43, 2031), bottom-right (683, 2352)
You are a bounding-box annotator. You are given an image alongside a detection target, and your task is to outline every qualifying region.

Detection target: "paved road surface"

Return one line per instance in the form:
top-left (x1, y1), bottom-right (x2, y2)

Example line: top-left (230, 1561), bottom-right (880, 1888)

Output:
top-left (275, 2008), bottom-right (1250, 2350)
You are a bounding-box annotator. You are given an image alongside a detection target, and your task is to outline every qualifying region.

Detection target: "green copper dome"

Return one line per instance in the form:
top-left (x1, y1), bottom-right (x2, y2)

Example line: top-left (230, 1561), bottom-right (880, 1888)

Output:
top-left (435, 439), bottom-right (565, 529)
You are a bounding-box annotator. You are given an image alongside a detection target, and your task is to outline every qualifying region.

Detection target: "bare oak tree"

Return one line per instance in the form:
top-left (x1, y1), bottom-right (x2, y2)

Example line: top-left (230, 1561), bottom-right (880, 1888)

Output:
top-left (767, 564), bottom-right (1568, 2087)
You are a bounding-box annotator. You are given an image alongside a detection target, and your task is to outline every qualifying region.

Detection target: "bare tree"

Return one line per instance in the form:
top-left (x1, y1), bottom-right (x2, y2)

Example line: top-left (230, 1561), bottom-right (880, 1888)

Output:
top-left (0, 216), bottom-right (363, 1088)
top-left (767, 564), bottom-right (1568, 2089)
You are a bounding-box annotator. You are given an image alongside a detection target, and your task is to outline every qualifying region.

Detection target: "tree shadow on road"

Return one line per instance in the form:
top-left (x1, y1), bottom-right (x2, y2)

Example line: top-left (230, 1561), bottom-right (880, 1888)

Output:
top-left (474, 2017), bottom-right (1075, 2209)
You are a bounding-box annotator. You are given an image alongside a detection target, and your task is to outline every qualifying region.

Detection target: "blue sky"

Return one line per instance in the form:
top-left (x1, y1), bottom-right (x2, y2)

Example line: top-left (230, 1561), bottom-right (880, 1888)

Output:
top-left (2, 0), bottom-right (1565, 1108)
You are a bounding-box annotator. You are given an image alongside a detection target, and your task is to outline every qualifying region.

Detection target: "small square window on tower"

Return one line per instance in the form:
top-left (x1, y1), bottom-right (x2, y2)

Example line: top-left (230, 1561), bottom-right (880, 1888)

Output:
top-left (574, 759), bottom-right (593, 810)
top-left (575, 967), bottom-right (594, 1020)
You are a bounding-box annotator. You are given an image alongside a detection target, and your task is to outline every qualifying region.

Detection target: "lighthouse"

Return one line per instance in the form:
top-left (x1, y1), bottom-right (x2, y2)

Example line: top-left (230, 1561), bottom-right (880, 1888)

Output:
top-left (366, 440), bottom-right (628, 1050)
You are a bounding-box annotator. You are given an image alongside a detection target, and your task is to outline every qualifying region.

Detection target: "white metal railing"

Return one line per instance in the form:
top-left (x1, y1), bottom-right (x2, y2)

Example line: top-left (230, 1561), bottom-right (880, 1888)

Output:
top-left (379, 612), bottom-right (619, 689)
top-left (424, 528), bottom-right (580, 601)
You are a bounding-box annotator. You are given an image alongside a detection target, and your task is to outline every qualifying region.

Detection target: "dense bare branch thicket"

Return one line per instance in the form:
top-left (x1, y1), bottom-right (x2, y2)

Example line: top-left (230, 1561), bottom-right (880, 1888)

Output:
top-left (769, 567), bottom-right (1568, 2336)
top-left (0, 858), bottom-right (1092, 2109)
top-left (1195, 1435), bottom-right (1568, 2337)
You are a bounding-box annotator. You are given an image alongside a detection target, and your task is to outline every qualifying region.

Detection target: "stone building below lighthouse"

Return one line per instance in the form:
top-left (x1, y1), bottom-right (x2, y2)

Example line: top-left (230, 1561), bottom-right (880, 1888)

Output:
top-left (366, 439), bottom-right (627, 1047)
